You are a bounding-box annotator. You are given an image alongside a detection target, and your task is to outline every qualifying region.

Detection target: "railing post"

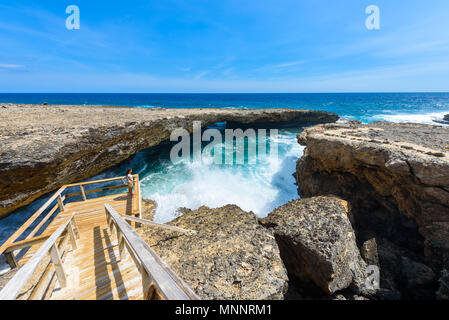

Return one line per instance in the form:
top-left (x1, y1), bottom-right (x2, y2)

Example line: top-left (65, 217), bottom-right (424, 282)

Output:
top-left (107, 216), bottom-right (116, 236)
top-left (80, 185), bottom-right (87, 201)
top-left (71, 218), bottom-right (80, 239)
top-left (136, 178), bottom-right (142, 228)
top-left (103, 203), bottom-right (200, 300)
top-left (141, 266), bottom-right (152, 300)
top-left (49, 244), bottom-right (67, 288)
top-left (57, 195), bottom-right (65, 212)
top-left (118, 231), bottom-right (126, 259)
top-left (4, 252), bottom-right (18, 269)
top-left (67, 222), bottom-right (77, 250)
top-left (107, 216), bottom-right (112, 233)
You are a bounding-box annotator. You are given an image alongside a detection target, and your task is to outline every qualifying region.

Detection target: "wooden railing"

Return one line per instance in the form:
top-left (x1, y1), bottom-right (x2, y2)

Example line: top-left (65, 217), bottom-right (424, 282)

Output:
top-left (104, 204), bottom-right (200, 300)
top-left (0, 175), bottom-right (139, 268)
top-left (0, 214), bottom-right (79, 300)
top-left (122, 215), bottom-right (196, 235)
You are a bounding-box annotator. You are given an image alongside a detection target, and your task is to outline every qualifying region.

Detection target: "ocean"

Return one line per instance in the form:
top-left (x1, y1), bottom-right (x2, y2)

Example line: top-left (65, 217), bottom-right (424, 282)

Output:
top-left (2, 93), bottom-right (449, 124)
top-left (1, 93), bottom-right (449, 256)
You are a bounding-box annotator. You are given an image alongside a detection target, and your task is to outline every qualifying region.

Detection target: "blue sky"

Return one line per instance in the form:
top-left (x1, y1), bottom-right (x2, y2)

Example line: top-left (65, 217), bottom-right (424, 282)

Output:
top-left (0, 0), bottom-right (448, 92)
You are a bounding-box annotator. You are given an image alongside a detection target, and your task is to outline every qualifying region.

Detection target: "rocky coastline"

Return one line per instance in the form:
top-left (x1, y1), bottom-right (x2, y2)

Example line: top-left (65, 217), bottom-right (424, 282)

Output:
top-left (135, 121), bottom-right (449, 300)
top-left (136, 204), bottom-right (289, 300)
top-left (295, 121), bottom-right (449, 299)
top-left (0, 103), bottom-right (338, 218)
top-left (1, 103), bottom-right (448, 300)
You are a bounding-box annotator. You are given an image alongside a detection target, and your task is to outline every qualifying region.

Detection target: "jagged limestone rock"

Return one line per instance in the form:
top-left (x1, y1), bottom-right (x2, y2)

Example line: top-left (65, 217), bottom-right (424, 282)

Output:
top-left (136, 205), bottom-right (289, 300)
top-left (260, 196), bottom-right (367, 295)
top-left (296, 122), bottom-right (449, 270)
top-left (295, 122), bottom-right (448, 299)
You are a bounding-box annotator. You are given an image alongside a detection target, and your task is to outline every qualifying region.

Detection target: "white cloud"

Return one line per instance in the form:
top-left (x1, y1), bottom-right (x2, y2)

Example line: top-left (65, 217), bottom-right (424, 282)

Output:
top-left (194, 70), bottom-right (210, 79)
top-left (3, 57), bottom-right (449, 93)
top-left (0, 63), bottom-right (24, 69)
top-left (271, 61), bottom-right (305, 69)
top-left (253, 60), bottom-right (306, 73)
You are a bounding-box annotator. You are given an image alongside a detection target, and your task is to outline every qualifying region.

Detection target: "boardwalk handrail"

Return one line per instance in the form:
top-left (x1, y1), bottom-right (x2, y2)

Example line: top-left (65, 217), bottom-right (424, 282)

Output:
top-left (0, 175), bottom-right (139, 261)
top-left (122, 215), bottom-right (197, 234)
top-left (0, 186), bottom-right (66, 258)
top-left (104, 203), bottom-right (200, 300)
top-left (0, 214), bottom-right (78, 300)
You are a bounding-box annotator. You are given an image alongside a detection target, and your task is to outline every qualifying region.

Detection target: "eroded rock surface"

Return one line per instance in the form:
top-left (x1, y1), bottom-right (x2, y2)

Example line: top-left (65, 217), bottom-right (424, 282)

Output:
top-left (136, 205), bottom-right (289, 300)
top-left (401, 256), bottom-right (435, 289)
top-left (296, 122), bottom-right (449, 268)
top-left (437, 270), bottom-right (449, 300)
top-left (295, 121), bottom-right (449, 299)
top-left (361, 238), bottom-right (379, 267)
top-left (141, 199), bottom-right (156, 221)
top-left (260, 196), bottom-right (367, 295)
top-left (0, 103), bottom-right (338, 218)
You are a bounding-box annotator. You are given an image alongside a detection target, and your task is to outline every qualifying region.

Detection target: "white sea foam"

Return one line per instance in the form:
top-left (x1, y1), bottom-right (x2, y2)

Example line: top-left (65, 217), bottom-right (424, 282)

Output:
top-left (140, 109), bottom-right (449, 223)
top-left (141, 130), bottom-right (304, 223)
top-left (376, 111), bottom-right (449, 126)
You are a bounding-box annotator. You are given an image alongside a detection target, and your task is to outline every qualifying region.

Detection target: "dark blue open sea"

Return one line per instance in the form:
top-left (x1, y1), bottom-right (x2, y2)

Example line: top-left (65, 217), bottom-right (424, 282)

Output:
top-left (1, 93), bottom-right (448, 273)
top-left (1, 93), bottom-right (449, 124)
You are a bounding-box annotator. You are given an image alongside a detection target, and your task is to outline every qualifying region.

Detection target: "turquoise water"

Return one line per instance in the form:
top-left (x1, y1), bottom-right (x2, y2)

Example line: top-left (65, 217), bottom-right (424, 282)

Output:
top-left (138, 126), bottom-right (303, 223)
top-left (1, 93), bottom-right (449, 259)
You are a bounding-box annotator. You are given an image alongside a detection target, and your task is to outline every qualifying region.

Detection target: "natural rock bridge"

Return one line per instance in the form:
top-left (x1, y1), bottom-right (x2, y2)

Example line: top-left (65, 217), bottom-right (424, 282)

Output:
top-left (0, 103), bottom-right (338, 217)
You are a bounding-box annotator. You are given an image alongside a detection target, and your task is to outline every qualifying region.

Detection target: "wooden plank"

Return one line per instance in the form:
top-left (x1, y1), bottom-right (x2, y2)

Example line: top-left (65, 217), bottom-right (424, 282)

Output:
top-left (1, 175), bottom-right (139, 256)
top-left (104, 204), bottom-right (199, 300)
top-left (65, 175), bottom-right (138, 188)
top-left (26, 203), bottom-right (59, 240)
top-left (141, 267), bottom-right (152, 300)
top-left (64, 194), bottom-right (134, 212)
top-left (2, 175), bottom-right (145, 300)
top-left (0, 215), bottom-right (74, 300)
top-left (122, 216), bottom-right (196, 234)
top-left (123, 241), bottom-right (142, 271)
top-left (48, 212), bottom-right (143, 300)
top-left (71, 218), bottom-right (80, 239)
top-left (29, 235), bottom-right (68, 300)
top-left (4, 235), bottom-right (50, 253)
top-left (67, 222), bottom-right (77, 250)
top-left (65, 184), bottom-right (128, 198)
top-left (0, 186), bottom-right (66, 256)
top-left (65, 193), bottom-right (123, 206)
top-left (147, 284), bottom-right (164, 300)
top-left (80, 185), bottom-right (87, 201)
top-left (136, 176), bottom-right (142, 227)
top-left (137, 177), bottom-right (142, 220)
top-left (57, 195), bottom-right (65, 212)
top-left (50, 245), bottom-right (67, 288)
top-left (118, 231), bottom-right (126, 260)
top-left (4, 252), bottom-right (18, 269)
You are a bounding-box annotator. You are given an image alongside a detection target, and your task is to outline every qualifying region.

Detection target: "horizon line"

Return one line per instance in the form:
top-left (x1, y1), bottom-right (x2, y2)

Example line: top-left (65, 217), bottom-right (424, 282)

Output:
top-left (1, 92), bottom-right (449, 95)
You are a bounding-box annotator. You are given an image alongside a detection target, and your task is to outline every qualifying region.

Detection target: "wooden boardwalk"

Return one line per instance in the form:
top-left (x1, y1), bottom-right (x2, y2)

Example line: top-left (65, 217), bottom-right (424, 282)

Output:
top-left (16, 193), bottom-right (139, 268)
top-left (50, 193), bottom-right (143, 300)
top-left (0, 176), bottom-right (199, 300)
